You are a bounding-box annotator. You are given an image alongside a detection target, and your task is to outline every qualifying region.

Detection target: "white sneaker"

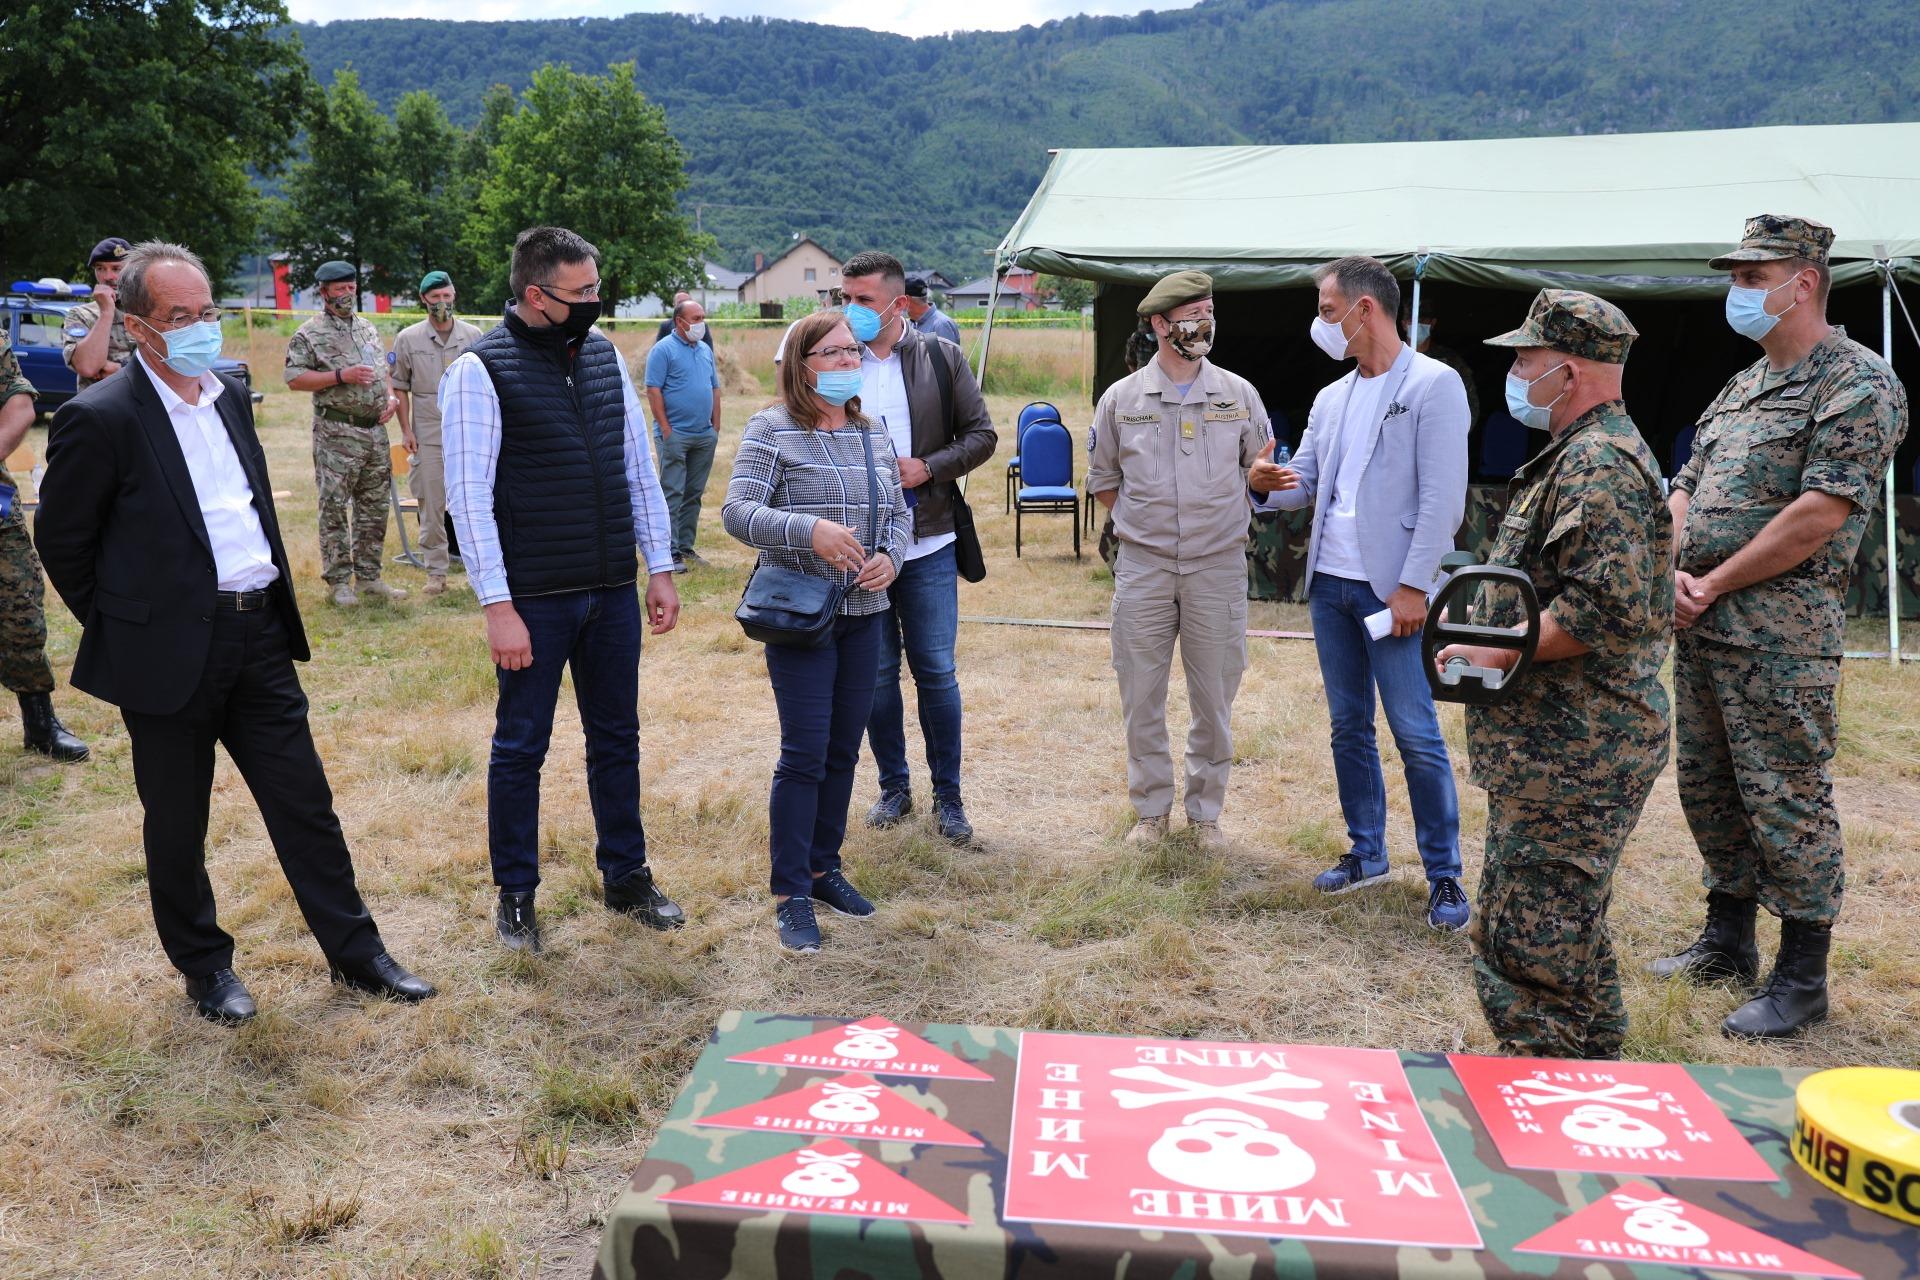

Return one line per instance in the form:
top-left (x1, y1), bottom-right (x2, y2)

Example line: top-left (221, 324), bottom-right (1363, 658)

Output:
top-left (1124, 814), bottom-right (1171, 845)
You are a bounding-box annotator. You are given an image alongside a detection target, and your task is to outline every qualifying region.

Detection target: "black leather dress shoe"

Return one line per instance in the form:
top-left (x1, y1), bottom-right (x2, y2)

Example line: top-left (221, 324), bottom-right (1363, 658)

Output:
top-left (605, 865), bottom-right (686, 930)
top-left (185, 968), bottom-right (257, 1024)
top-left (330, 952), bottom-right (437, 1003)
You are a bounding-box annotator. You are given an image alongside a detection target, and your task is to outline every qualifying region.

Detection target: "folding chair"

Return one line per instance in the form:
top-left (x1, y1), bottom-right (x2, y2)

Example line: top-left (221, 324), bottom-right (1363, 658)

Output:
top-left (388, 443), bottom-right (424, 569)
top-left (1013, 419), bottom-right (1080, 559)
top-left (1006, 401), bottom-right (1062, 513)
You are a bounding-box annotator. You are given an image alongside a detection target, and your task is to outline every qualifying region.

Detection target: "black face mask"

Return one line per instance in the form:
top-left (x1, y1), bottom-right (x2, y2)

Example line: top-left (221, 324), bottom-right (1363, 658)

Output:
top-left (538, 287), bottom-right (601, 340)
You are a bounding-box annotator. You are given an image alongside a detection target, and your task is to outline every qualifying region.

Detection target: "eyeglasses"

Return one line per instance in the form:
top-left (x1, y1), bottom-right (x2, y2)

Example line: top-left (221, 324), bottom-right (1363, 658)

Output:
top-left (806, 344), bottom-right (862, 361)
top-left (537, 281), bottom-right (602, 301)
top-left (144, 306), bottom-right (225, 329)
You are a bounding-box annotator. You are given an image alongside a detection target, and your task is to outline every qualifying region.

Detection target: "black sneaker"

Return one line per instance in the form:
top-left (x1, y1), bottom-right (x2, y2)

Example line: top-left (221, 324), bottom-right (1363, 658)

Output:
top-left (496, 890), bottom-right (542, 953)
top-left (776, 896), bottom-right (822, 952)
top-left (604, 866), bottom-right (686, 930)
top-left (866, 789), bottom-right (913, 828)
top-left (934, 797), bottom-right (974, 845)
top-left (811, 869), bottom-right (875, 918)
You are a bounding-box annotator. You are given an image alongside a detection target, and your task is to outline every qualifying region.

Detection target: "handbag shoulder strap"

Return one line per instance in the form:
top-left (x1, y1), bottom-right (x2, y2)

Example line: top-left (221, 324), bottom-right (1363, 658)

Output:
top-left (856, 417), bottom-right (879, 551)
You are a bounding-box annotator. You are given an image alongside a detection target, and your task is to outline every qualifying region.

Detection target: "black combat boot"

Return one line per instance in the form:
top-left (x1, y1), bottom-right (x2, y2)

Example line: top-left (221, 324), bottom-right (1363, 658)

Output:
top-left (1723, 919), bottom-right (1831, 1040)
top-left (19, 693), bottom-right (89, 763)
top-left (1647, 890), bottom-right (1759, 983)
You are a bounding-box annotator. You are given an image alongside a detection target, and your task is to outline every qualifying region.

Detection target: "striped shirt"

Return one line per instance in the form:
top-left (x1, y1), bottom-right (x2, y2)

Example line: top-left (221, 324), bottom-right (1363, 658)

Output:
top-left (723, 403), bottom-right (911, 616)
top-left (439, 342), bottom-right (673, 606)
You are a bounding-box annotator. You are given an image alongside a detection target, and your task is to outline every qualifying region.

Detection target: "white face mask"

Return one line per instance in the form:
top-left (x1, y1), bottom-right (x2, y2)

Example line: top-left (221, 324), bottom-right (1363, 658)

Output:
top-left (683, 320), bottom-right (707, 342)
top-left (1310, 298), bottom-right (1362, 361)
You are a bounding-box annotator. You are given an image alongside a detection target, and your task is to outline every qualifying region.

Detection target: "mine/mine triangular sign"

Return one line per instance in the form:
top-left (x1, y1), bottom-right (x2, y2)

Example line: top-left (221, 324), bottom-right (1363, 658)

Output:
top-left (1513, 1182), bottom-right (1861, 1279)
top-left (694, 1072), bottom-right (984, 1147)
top-left (656, 1137), bottom-right (972, 1225)
top-left (726, 1017), bottom-right (994, 1082)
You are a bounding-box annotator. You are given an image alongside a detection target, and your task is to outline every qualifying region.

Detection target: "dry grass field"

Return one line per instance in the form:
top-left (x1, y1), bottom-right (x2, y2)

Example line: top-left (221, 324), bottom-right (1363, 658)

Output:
top-left (2, 341), bottom-right (1917, 1278)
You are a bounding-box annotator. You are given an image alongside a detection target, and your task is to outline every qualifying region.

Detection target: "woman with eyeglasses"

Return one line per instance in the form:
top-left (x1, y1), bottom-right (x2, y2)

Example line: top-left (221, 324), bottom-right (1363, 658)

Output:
top-left (722, 310), bottom-right (910, 953)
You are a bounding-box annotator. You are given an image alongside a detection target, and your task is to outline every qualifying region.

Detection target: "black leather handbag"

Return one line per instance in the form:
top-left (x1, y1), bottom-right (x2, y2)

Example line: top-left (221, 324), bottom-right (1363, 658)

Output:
top-left (736, 422), bottom-right (880, 648)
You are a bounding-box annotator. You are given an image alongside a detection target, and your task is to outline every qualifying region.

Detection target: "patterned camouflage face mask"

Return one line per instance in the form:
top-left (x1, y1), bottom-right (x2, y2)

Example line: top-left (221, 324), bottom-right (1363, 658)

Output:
top-left (1165, 315), bottom-right (1215, 359)
top-left (324, 291), bottom-right (356, 319)
top-left (426, 300), bottom-right (456, 324)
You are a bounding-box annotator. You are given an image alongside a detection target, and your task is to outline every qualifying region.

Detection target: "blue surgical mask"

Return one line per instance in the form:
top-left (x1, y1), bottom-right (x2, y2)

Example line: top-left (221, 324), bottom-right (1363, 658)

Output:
top-left (1725, 277), bottom-right (1799, 341)
top-left (1504, 362), bottom-right (1568, 431)
top-left (844, 302), bottom-right (890, 344)
top-left (140, 316), bottom-right (224, 377)
top-left (813, 368), bottom-right (862, 406)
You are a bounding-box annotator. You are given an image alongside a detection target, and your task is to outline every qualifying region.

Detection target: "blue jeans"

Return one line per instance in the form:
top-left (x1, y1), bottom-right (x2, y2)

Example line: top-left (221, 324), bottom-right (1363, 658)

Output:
top-left (867, 542), bottom-right (964, 802)
top-left (487, 585), bottom-right (648, 891)
top-left (657, 428), bottom-right (717, 558)
top-left (1307, 574), bottom-right (1461, 881)
top-left (766, 612), bottom-right (883, 898)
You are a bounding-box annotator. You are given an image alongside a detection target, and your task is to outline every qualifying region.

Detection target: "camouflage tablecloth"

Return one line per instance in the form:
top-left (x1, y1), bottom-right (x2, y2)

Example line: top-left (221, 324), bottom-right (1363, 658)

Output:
top-left (595, 1012), bottom-right (1916, 1280)
top-left (1248, 487), bottom-right (1920, 618)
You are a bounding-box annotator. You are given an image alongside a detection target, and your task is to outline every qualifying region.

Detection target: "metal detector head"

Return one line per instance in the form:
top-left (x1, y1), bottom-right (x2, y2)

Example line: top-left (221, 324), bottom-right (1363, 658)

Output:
top-left (1422, 565), bottom-right (1540, 706)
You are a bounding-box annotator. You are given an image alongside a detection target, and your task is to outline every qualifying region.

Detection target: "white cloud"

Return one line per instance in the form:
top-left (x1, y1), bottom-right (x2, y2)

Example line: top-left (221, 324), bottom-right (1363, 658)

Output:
top-left (285, 0), bottom-right (1192, 37)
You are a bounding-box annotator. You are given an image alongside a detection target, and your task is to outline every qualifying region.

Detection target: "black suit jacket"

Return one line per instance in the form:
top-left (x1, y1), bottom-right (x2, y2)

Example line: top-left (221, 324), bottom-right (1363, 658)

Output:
top-left (35, 359), bottom-right (308, 716)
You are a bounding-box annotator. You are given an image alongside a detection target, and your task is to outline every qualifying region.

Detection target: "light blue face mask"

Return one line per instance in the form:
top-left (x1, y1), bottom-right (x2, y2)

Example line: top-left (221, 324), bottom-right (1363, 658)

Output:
top-left (843, 302), bottom-right (892, 344)
top-left (139, 316), bottom-right (224, 377)
top-left (812, 368), bottom-right (862, 406)
top-left (1725, 276), bottom-right (1799, 341)
top-left (1504, 361), bottom-right (1568, 431)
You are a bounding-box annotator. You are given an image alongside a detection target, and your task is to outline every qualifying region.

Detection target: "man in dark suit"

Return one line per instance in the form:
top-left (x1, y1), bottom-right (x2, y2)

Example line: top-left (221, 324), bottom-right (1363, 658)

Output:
top-left (35, 241), bottom-right (434, 1024)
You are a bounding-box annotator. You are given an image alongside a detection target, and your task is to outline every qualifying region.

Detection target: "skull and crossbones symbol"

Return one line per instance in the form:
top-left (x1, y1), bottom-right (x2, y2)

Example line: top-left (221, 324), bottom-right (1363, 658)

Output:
top-left (1108, 1066), bottom-right (1331, 1120)
top-left (1509, 1079), bottom-right (1662, 1111)
top-left (781, 1148), bottom-right (863, 1196)
top-left (1614, 1192), bottom-right (1710, 1247)
top-left (832, 1024), bottom-right (900, 1062)
top-left (808, 1079), bottom-right (883, 1124)
top-left (1110, 1065), bottom-right (1330, 1194)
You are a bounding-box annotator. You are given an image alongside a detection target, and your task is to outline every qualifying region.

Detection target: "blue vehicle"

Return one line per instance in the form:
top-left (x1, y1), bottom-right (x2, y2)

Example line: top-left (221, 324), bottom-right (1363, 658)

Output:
top-left (4, 280), bottom-right (259, 413)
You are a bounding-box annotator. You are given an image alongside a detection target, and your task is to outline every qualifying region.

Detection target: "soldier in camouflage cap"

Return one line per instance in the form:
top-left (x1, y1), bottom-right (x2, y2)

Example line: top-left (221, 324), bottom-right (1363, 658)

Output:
top-left (0, 336), bottom-right (89, 761)
top-left (1652, 215), bottom-right (1909, 1040)
top-left (1439, 288), bottom-right (1670, 1058)
top-left (284, 260), bottom-right (405, 606)
top-left (62, 236), bottom-right (136, 393)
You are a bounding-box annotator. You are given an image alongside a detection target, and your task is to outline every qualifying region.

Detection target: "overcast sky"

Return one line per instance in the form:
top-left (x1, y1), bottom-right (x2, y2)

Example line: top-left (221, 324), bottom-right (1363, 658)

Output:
top-left (285, 0), bottom-right (1189, 38)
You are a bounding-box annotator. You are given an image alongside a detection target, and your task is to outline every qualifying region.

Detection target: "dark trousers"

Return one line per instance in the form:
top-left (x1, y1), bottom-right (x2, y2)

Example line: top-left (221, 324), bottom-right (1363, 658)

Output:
top-left (121, 602), bottom-right (383, 979)
top-left (488, 585), bottom-right (648, 892)
top-left (766, 612), bottom-right (883, 898)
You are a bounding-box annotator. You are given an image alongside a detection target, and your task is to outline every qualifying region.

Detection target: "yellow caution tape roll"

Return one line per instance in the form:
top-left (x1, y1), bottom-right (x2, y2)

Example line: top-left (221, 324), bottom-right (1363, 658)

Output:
top-left (1792, 1067), bottom-right (1920, 1227)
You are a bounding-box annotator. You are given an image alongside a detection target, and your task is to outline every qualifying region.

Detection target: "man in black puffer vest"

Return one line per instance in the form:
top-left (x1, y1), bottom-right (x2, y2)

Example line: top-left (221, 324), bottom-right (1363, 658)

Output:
top-left (442, 226), bottom-right (685, 952)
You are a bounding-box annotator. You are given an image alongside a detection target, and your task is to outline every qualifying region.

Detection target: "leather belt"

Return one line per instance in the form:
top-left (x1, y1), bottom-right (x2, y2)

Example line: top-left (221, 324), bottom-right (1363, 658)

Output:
top-left (317, 406), bottom-right (379, 428)
top-left (214, 588), bottom-right (274, 612)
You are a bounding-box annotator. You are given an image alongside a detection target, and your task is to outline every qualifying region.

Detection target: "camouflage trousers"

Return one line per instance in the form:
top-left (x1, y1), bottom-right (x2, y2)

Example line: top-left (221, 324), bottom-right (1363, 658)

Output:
top-left (0, 509), bottom-right (55, 695)
top-left (1472, 792), bottom-right (1649, 1059)
top-left (313, 419), bottom-right (391, 586)
top-left (1673, 632), bottom-right (1842, 925)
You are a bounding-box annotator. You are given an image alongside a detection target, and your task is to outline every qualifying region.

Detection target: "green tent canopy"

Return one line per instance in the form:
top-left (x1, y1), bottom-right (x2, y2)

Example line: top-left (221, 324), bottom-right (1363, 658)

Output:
top-left (994, 124), bottom-right (1920, 298)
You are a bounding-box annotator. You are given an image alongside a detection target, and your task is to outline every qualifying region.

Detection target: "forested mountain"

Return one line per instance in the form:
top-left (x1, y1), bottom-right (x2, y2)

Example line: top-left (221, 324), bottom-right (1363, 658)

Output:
top-left (295, 0), bottom-right (1920, 278)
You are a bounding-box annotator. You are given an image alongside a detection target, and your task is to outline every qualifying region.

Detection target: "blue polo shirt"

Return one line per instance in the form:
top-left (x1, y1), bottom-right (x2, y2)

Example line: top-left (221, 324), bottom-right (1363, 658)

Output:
top-left (644, 330), bottom-right (719, 436)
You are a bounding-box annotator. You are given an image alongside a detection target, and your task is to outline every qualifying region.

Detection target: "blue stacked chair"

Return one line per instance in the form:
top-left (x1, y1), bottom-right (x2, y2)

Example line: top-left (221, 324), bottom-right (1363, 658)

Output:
top-left (1006, 401), bottom-right (1062, 512)
top-left (1014, 418), bottom-right (1080, 559)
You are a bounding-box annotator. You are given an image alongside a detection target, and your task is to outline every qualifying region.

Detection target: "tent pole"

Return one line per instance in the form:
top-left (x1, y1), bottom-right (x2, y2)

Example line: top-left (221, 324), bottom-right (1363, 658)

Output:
top-left (975, 271), bottom-right (1005, 386)
top-left (1411, 247), bottom-right (1428, 350)
top-left (1880, 250), bottom-right (1899, 665)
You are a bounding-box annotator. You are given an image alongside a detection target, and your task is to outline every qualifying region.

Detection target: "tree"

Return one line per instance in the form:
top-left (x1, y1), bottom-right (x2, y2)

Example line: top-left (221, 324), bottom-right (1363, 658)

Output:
top-left (268, 69), bottom-right (413, 295)
top-left (391, 90), bottom-right (463, 290)
top-left (0, 0), bottom-right (310, 286)
top-left (1037, 274), bottom-right (1096, 310)
top-left (463, 62), bottom-right (713, 309)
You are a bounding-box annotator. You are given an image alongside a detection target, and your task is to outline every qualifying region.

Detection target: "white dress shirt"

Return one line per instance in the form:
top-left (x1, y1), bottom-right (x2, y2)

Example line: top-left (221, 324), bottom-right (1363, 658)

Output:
top-left (438, 340), bottom-right (674, 606)
top-left (863, 334), bottom-right (955, 562)
top-left (136, 351), bottom-right (279, 591)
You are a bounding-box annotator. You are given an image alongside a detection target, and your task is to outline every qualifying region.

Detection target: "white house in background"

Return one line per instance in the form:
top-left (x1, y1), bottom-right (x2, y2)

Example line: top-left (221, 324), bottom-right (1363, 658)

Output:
top-left (737, 238), bottom-right (842, 306)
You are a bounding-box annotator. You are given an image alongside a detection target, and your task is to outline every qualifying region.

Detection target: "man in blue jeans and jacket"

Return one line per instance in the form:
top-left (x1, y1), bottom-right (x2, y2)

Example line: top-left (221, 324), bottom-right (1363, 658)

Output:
top-left (442, 226), bottom-right (686, 952)
top-left (839, 251), bottom-right (998, 844)
top-left (1259, 255), bottom-right (1471, 930)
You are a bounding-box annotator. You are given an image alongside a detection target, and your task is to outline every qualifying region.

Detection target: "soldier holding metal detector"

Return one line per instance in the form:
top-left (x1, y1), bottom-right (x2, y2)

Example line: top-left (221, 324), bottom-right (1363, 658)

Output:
top-left (1432, 290), bottom-right (1673, 1058)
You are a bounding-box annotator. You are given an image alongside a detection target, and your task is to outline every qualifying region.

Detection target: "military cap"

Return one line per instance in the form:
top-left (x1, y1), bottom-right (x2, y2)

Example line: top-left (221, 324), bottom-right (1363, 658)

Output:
top-left (1708, 214), bottom-right (1835, 270)
top-left (904, 277), bottom-right (930, 298)
top-left (419, 270), bottom-right (452, 294)
top-left (314, 260), bottom-right (357, 284)
top-left (1485, 289), bottom-right (1637, 364)
top-left (1137, 269), bottom-right (1213, 317)
top-left (89, 237), bottom-right (130, 265)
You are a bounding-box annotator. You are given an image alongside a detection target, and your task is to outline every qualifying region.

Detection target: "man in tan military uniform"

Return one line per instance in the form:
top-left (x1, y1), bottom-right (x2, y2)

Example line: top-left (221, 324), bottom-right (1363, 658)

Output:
top-left (1088, 270), bottom-right (1285, 848)
top-left (1440, 291), bottom-right (1672, 1058)
top-left (391, 270), bottom-right (481, 596)
top-left (1651, 215), bottom-right (1909, 1040)
top-left (284, 259), bottom-right (404, 606)
top-left (61, 237), bottom-right (135, 392)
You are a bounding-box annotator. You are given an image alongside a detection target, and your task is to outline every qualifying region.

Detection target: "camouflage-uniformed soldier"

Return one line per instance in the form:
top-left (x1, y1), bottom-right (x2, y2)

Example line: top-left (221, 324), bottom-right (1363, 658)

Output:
top-left (61, 237), bottom-right (136, 393)
top-left (390, 270), bottom-right (481, 595)
top-left (284, 260), bottom-right (405, 606)
top-left (1652, 215), bottom-right (1910, 1040)
top-left (1087, 271), bottom-right (1285, 849)
top-left (1439, 290), bottom-right (1671, 1059)
top-left (0, 336), bottom-right (89, 761)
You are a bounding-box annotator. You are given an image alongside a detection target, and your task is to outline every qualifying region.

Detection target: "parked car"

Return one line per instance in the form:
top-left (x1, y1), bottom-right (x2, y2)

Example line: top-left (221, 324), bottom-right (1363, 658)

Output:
top-left (4, 280), bottom-right (261, 413)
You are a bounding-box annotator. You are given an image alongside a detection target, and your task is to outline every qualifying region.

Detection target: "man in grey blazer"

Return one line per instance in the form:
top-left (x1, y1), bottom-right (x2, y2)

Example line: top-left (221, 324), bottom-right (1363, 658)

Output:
top-left (1258, 255), bottom-right (1472, 930)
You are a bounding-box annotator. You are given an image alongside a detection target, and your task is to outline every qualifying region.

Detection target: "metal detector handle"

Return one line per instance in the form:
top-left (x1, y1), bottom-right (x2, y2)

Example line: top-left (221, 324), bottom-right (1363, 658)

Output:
top-left (1422, 565), bottom-right (1541, 706)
